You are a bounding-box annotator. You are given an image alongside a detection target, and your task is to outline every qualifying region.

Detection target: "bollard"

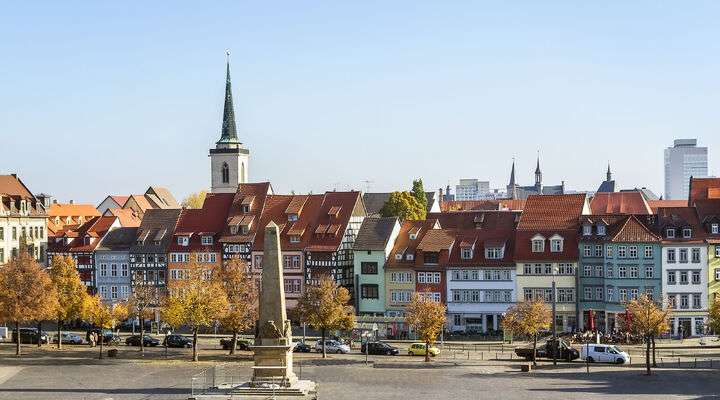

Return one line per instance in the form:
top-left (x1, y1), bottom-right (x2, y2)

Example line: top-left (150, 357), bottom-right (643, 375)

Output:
top-left (481, 352), bottom-right (484, 360)
top-left (467, 351), bottom-right (470, 360)
top-left (711, 358), bottom-right (713, 368)
top-left (694, 358), bottom-right (697, 368)
top-left (678, 357), bottom-right (681, 368)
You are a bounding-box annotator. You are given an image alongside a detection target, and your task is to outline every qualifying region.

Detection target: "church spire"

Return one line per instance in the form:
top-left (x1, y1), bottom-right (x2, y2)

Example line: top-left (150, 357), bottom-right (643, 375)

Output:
top-left (606, 162), bottom-right (612, 182)
top-left (218, 51), bottom-right (240, 146)
top-left (509, 158), bottom-right (516, 186)
top-left (534, 153), bottom-right (542, 187)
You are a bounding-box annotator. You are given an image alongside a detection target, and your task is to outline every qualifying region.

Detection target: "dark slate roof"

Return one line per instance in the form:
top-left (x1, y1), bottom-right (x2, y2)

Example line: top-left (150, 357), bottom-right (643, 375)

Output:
top-left (353, 217), bottom-right (399, 251)
top-left (130, 208), bottom-right (182, 254)
top-left (597, 180), bottom-right (616, 193)
top-left (363, 192), bottom-right (436, 217)
top-left (96, 227), bottom-right (139, 251)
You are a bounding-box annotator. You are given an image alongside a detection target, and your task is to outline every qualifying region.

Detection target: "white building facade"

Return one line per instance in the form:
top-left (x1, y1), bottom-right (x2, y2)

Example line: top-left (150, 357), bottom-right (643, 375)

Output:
top-left (661, 242), bottom-right (708, 337)
top-left (446, 267), bottom-right (516, 333)
top-left (664, 139), bottom-right (708, 201)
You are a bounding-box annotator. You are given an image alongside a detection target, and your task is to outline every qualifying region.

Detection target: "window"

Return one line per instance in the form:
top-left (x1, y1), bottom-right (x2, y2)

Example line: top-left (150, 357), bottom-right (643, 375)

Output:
top-left (629, 246), bottom-right (638, 259)
top-left (12, 227), bottom-right (17, 240)
top-left (618, 246), bottom-right (627, 258)
top-left (618, 265), bottom-right (627, 278)
top-left (558, 288), bottom-right (575, 302)
top-left (712, 223), bottom-right (719, 234)
top-left (100, 264), bottom-right (107, 277)
top-left (583, 245), bottom-right (592, 257)
top-left (120, 286), bottom-right (129, 299)
top-left (584, 287), bottom-right (592, 300)
top-left (390, 272), bottom-right (412, 283)
top-left (558, 263), bottom-right (574, 275)
top-left (629, 266), bottom-right (638, 278)
top-left (644, 265), bottom-right (653, 279)
top-left (606, 265), bottom-right (614, 278)
top-left (201, 236), bottom-right (213, 245)
top-left (221, 162), bottom-right (229, 183)
top-left (361, 262), bottom-right (378, 274)
top-left (390, 291), bottom-right (411, 303)
top-left (361, 284), bottom-right (379, 299)
top-left (717, 247), bottom-right (720, 258)
top-left (177, 236), bottom-right (189, 246)
top-left (680, 294), bottom-right (689, 309)
top-left (523, 264), bottom-right (532, 275)
top-left (668, 295), bottom-right (676, 308)
top-left (583, 225), bottom-right (592, 236)
top-left (679, 249), bottom-right (688, 263)
top-left (606, 245), bottom-right (613, 257)
top-left (667, 249), bottom-right (676, 263)
top-left (290, 235), bottom-right (301, 243)
top-left (666, 228), bottom-right (675, 238)
top-left (595, 245), bottom-right (603, 257)
top-left (0, 227), bottom-right (3, 240)
top-left (619, 288), bottom-right (627, 302)
top-left (715, 268), bottom-right (720, 281)
top-left (692, 270), bottom-right (701, 284)
top-left (644, 246), bottom-right (653, 259)
top-left (111, 286), bottom-right (118, 299)
top-left (645, 288), bottom-right (654, 300)
top-left (550, 238), bottom-right (563, 252)
top-left (630, 288), bottom-right (638, 300)
top-left (593, 287), bottom-right (601, 300)
top-left (607, 287), bottom-right (614, 302)
top-left (453, 314), bottom-right (462, 326)
top-left (0, 249), bottom-right (3, 263)
top-left (584, 265), bottom-right (592, 277)
top-left (292, 256), bottom-right (300, 269)
top-left (680, 271), bottom-right (688, 284)
top-left (485, 247), bottom-right (503, 259)
top-left (597, 225), bottom-right (606, 235)
top-left (461, 247), bottom-right (473, 260)
top-left (594, 265), bottom-right (603, 277)
top-left (667, 271), bottom-right (676, 285)
top-left (691, 248), bottom-right (700, 263)
top-left (110, 264), bottom-right (118, 277)
top-left (283, 255), bottom-right (292, 269)
top-left (100, 286), bottom-right (108, 299)
top-left (683, 228), bottom-right (692, 238)
top-left (423, 252), bottom-right (438, 264)
top-left (693, 294), bottom-right (701, 309)
top-left (531, 238), bottom-right (545, 253)
top-left (254, 255), bottom-right (263, 269)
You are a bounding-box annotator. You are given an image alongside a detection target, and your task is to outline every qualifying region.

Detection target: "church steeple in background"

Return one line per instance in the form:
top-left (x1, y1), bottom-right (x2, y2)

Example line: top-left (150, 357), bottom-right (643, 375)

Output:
top-left (534, 154), bottom-right (542, 187)
top-left (217, 51), bottom-right (240, 146)
top-left (606, 163), bottom-right (612, 182)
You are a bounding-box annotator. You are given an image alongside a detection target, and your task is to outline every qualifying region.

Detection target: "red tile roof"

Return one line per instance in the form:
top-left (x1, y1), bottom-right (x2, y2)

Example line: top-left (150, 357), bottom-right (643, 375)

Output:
top-left (0, 175), bottom-right (33, 198)
top-left (590, 192), bottom-right (651, 215)
top-left (387, 220), bottom-right (439, 268)
top-left (428, 210), bottom-right (521, 230)
top-left (654, 206), bottom-right (705, 243)
top-left (110, 195), bottom-right (130, 207)
top-left (104, 208), bottom-right (142, 227)
top-left (48, 216), bottom-right (119, 253)
top-left (441, 199), bottom-right (525, 212)
top-left (168, 193), bottom-right (234, 252)
top-left (648, 200), bottom-right (687, 213)
top-left (220, 182), bottom-right (272, 244)
top-left (48, 203), bottom-right (101, 218)
top-left (514, 230), bottom-right (579, 261)
top-left (517, 194), bottom-right (588, 231)
top-left (610, 215), bottom-right (660, 243)
top-left (417, 229), bottom-right (455, 252)
top-left (689, 178), bottom-right (720, 205)
top-left (305, 191), bottom-right (363, 252)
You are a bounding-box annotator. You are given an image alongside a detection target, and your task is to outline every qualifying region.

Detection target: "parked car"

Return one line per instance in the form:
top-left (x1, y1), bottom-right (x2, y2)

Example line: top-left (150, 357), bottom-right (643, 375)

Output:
top-left (86, 329), bottom-right (121, 345)
top-left (125, 335), bottom-right (160, 347)
top-left (314, 340), bottom-right (351, 354)
top-left (580, 344), bottom-right (631, 364)
top-left (293, 342), bottom-right (312, 353)
top-left (12, 328), bottom-right (50, 344)
top-left (220, 338), bottom-right (252, 351)
top-left (163, 334), bottom-right (192, 348)
top-left (514, 339), bottom-right (580, 362)
top-left (361, 341), bottom-right (399, 355)
top-left (53, 332), bottom-right (83, 345)
top-left (407, 343), bottom-right (440, 357)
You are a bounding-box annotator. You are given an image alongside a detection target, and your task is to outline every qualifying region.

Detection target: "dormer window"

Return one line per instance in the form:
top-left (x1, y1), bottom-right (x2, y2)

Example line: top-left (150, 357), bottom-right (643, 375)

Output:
top-left (582, 225), bottom-right (592, 236)
top-left (290, 235), bottom-right (301, 243)
top-left (241, 225), bottom-right (250, 235)
top-left (288, 214), bottom-right (298, 222)
top-left (201, 236), bottom-right (213, 245)
top-left (230, 225), bottom-right (238, 235)
top-left (406, 254), bottom-right (415, 261)
top-left (531, 235), bottom-right (545, 253)
top-left (485, 247), bottom-right (504, 260)
top-left (597, 225), bottom-right (606, 235)
top-left (549, 235), bottom-right (564, 252)
top-left (682, 228), bottom-right (692, 239)
top-left (712, 223), bottom-right (719, 234)
top-left (395, 253), bottom-right (403, 260)
top-left (177, 236), bottom-right (189, 246)
top-left (84, 236), bottom-right (92, 245)
top-left (666, 228), bottom-right (675, 239)
top-left (241, 205), bottom-right (250, 213)
top-left (460, 247), bottom-right (473, 260)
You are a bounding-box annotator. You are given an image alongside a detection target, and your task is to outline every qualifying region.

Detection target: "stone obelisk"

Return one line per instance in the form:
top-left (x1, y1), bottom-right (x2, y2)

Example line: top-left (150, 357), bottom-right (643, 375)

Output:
top-left (251, 221), bottom-right (297, 386)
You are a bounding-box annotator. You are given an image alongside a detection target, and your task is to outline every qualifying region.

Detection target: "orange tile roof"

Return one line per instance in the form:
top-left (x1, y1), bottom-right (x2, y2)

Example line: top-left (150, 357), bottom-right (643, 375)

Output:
top-left (105, 208), bottom-right (141, 227)
top-left (440, 199), bottom-right (525, 212)
top-left (0, 175), bottom-right (33, 198)
top-left (689, 177), bottom-right (720, 205)
top-left (417, 229), bottom-right (455, 252)
top-left (590, 192), bottom-right (652, 215)
top-left (648, 200), bottom-right (687, 214)
top-left (610, 215), bottom-right (660, 243)
top-left (110, 195), bottom-right (130, 207)
top-left (517, 194), bottom-right (587, 231)
top-left (48, 203), bottom-right (101, 218)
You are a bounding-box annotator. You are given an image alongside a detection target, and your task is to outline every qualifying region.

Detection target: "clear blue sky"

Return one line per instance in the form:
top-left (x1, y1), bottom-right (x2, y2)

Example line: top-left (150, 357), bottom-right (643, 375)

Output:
top-left (2, 1), bottom-right (719, 203)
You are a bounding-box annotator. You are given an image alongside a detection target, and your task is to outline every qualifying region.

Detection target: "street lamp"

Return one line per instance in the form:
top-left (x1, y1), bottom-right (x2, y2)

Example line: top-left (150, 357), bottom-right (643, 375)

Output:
top-left (552, 266), bottom-right (558, 366)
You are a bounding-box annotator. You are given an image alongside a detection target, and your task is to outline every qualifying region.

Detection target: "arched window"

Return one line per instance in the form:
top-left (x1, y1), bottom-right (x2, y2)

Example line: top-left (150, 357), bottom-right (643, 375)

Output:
top-left (221, 163), bottom-right (229, 183)
top-left (241, 162), bottom-right (245, 183)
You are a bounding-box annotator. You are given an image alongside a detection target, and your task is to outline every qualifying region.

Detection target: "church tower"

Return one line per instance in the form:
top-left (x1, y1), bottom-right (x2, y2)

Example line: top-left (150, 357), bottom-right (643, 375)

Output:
top-left (210, 52), bottom-right (249, 193)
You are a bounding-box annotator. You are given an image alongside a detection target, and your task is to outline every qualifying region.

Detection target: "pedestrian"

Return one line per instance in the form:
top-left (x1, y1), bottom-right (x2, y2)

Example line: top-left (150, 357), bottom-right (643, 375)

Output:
top-left (90, 331), bottom-right (97, 348)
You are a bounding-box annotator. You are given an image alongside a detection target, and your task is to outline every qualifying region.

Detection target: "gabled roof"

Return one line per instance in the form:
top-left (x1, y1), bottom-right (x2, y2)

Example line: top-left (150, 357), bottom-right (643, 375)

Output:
top-left (126, 194), bottom-right (154, 212)
top-left (306, 191), bottom-right (364, 252)
top-left (428, 210), bottom-right (521, 230)
top-left (440, 199), bottom-right (525, 212)
top-left (689, 177), bottom-right (720, 205)
top-left (167, 193), bottom-right (234, 252)
top-left (0, 174), bottom-right (34, 198)
top-left (648, 200), bottom-right (687, 214)
top-left (590, 192), bottom-right (652, 215)
top-left (48, 203), bottom-right (101, 218)
top-left (220, 182), bottom-right (273, 243)
top-left (110, 195), bottom-right (130, 207)
top-left (353, 217), bottom-right (399, 251)
top-left (252, 194), bottom-right (322, 251)
top-left (517, 194), bottom-right (588, 231)
top-left (103, 208), bottom-right (142, 227)
top-left (96, 227), bottom-right (139, 251)
top-left (48, 216), bottom-right (119, 253)
top-left (130, 208), bottom-right (182, 253)
top-left (145, 186), bottom-right (179, 208)
top-left (654, 207), bottom-right (705, 242)
top-left (610, 215), bottom-right (660, 243)
top-left (417, 229), bottom-right (455, 252)
top-left (387, 219), bottom-right (439, 267)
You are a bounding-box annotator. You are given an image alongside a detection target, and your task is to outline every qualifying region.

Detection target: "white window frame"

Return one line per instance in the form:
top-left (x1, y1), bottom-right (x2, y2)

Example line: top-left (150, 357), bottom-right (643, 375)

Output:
top-left (201, 235), bottom-right (213, 245)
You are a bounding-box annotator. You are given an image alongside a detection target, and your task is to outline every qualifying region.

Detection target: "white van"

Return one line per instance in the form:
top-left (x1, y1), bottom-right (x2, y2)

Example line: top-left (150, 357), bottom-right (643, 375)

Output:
top-left (580, 344), bottom-right (631, 364)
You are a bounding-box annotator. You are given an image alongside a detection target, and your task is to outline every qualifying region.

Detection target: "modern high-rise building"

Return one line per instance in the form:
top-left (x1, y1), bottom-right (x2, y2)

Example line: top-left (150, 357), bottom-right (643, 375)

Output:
top-left (455, 179), bottom-right (490, 200)
top-left (664, 139), bottom-right (708, 200)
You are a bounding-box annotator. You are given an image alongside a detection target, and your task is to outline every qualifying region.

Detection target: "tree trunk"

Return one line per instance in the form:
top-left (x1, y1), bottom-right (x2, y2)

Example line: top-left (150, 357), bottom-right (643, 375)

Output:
top-left (57, 319), bottom-right (63, 350)
top-left (139, 317), bottom-right (145, 355)
top-left (645, 335), bottom-right (650, 375)
top-left (15, 321), bottom-right (21, 357)
top-left (651, 335), bottom-right (657, 367)
top-left (192, 328), bottom-right (199, 362)
top-left (532, 333), bottom-right (538, 366)
top-left (321, 329), bottom-right (327, 359)
top-left (99, 330), bottom-right (104, 360)
top-left (230, 330), bottom-right (238, 355)
top-left (36, 321), bottom-right (42, 348)
top-left (424, 339), bottom-right (430, 362)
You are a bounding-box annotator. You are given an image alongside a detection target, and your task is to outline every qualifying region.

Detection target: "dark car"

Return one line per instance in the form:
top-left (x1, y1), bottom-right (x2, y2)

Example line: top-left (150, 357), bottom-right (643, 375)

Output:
top-left (86, 329), bottom-right (121, 345)
top-left (12, 328), bottom-right (50, 344)
top-left (361, 341), bottom-right (400, 356)
top-left (514, 339), bottom-right (580, 362)
top-left (125, 335), bottom-right (160, 347)
top-left (293, 342), bottom-right (311, 353)
top-left (163, 334), bottom-right (193, 348)
top-left (220, 338), bottom-right (252, 351)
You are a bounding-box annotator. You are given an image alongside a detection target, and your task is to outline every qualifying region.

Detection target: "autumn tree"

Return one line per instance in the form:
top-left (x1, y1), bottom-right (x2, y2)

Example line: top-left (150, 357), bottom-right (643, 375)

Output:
top-left (626, 295), bottom-right (671, 375)
top-left (215, 259), bottom-right (258, 355)
top-left (128, 275), bottom-right (161, 355)
top-left (502, 299), bottom-right (552, 366)
top-left (380, 191), bottom-right (426, 221)
top-left (0, 242), bottom-right (58, 356)
top-left (49, 255), bottom-right (88, 349)
top-left (181, 191), bottom-right (207, 209)
top-left (295, 275), bottom-right (355, 358)
top-left (708, 298), bottom-right (720, 335)
top-left (405, 293), bottom-right (447, 362)
top-left (411, 179), bottom-right (428, 214)
top-left (163, 257), bottom-right (228, 361)
top-left (84, 295), bottom-right (128, 359)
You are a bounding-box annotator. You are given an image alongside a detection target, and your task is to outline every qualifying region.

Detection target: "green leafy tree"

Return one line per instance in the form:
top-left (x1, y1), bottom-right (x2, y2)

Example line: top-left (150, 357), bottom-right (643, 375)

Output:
top-left (49, 255), bottom-right (88, 350)
top-left (411, 179), bottom-right (428, 213)
top-left (295, 275), bottom-right (355, 358)
top-left (380, 191), bottom-right (426, 221)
